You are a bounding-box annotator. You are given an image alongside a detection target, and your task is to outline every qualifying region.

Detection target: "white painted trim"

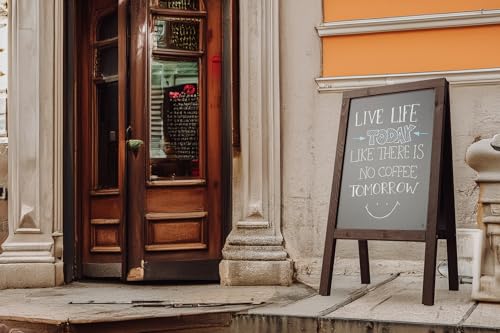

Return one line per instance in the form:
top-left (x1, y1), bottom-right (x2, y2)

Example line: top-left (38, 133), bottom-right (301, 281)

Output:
top-left (315, 68), bottom-right (500, 92)
top-left (317, 9), bottom-right (500, 36)
top-left (54, 0), bottom-right (63, 236)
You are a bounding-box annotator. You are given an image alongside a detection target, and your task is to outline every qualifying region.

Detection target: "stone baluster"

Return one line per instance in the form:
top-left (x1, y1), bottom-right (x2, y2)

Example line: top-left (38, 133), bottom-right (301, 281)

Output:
top-left (219, 0), bottom-right (293, 285)
top-left (466, 134), bottom-right (500, 301)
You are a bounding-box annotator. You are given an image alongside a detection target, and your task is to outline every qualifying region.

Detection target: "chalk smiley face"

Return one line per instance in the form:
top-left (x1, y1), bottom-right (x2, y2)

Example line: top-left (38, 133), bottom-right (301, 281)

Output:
top-left (365, 201), bottom-right (400, 220)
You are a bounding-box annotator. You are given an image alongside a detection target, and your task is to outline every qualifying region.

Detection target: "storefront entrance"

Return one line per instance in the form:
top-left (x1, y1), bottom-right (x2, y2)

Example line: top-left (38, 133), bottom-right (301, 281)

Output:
top-left (74, 0), bottom-right (225, 281)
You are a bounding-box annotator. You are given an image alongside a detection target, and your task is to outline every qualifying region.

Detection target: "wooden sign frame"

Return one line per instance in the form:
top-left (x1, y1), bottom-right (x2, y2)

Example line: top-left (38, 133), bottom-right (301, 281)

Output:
top-left (319, 78), bottom-right (458, 306)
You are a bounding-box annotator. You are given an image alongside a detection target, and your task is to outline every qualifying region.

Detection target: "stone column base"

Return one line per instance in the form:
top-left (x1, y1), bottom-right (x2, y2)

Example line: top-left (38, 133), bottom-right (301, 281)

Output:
top-left (473, 276), bottom-right (500, 302)
top-left (219, 259), bottom-right (293, 286)
top-left (0, 262), bottom-right (64, 289)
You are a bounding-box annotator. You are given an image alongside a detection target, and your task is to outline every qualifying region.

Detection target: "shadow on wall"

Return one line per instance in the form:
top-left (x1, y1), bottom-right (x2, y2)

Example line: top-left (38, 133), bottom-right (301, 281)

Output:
top-left (0, 144), bottom-right (7, 253)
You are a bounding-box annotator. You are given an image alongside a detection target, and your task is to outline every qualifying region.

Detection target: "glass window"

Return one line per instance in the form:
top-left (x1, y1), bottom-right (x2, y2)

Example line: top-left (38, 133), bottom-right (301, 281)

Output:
top-left (97, 11), bottom-right (118, 41)
top-left (153, 17), bottom-right (201, 52)
top-left (94, 9), bottom-right (119, 189)
top-left (150, 58), bottom-right (200, 180)
top-left (95, 46), bottom-right (118, 79)
top-left (97, 82), bottom-right (119, 188)
top-left (159, 0), bottom-right (199, 11)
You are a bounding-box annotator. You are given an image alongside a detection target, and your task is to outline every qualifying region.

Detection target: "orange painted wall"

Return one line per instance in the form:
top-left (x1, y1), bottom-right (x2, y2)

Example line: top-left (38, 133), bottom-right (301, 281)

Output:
top-left (324, 0), bottom-right (500, 21)
top-left (323, 25), bottom-right (500, 77)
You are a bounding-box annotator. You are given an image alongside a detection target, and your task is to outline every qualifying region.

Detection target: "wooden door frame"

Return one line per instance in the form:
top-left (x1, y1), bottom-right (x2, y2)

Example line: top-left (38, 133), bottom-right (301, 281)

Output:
top-left (63, 0), bottom-right (77, 282)
top-left (63, 0), bottom-right (238, 281)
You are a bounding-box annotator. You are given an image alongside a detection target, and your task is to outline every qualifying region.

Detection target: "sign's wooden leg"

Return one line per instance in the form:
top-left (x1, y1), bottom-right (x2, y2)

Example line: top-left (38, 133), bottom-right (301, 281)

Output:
top-left (446, 232), bottom-right (459, 291)
top-left (444, 120), bottom-right (459, 291)
top-left (358, 240), bottom-right (370, 284)
top-left (422, 236), bottom-right (438, 305)
top-left (319, 238), bottom-right (337, 296)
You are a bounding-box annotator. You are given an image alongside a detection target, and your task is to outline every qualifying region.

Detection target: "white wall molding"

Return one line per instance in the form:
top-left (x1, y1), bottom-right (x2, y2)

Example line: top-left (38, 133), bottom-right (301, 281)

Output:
top-left (316, 68), bottom-right (500, 93)
top-left (53, 0), bottom-right (63, 232)
top-left (466, 136), bottom-right (500, 302)
top-left (317, 9), bottom-right (500, 37)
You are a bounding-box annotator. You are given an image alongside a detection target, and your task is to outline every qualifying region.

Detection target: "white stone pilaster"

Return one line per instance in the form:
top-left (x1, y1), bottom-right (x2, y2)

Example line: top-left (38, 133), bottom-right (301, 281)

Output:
top-left (53, 0), bottom-right (64, 263)
top-left (0, 0), bottom-right (64, 289)
top-left (219, 0), bottom-right (293, 286)
top-left (466, 134), bottom-right (500, 301)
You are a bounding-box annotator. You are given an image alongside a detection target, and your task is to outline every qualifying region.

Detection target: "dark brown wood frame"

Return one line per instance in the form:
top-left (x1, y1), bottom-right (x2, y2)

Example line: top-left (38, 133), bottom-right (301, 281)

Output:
top-left (67, 0), bottom-right (237, 281)
top-left (319, 78), bottom-right (458, 306)
top-left (73, 0), bottom-right (128, 278)
top-left (127, 0), bottom-right (224, 280)
top-left (229, 0), bottom-right (240, 150)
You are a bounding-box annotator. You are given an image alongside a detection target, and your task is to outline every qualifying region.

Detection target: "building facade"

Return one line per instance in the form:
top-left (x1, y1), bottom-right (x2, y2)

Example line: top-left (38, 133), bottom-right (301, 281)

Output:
top-left (0, 0), bottom-right (499, 294)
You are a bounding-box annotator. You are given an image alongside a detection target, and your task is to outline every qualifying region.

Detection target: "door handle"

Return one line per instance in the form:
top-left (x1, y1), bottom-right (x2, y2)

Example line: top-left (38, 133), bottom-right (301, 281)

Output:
top-left (126, 125), bottom-right (133, 140)
top-left (127, 139), bottom-right (144, 153)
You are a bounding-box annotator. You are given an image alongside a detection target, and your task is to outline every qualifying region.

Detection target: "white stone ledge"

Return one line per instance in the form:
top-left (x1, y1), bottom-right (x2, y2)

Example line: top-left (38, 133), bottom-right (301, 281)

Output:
top-left (237, 220), bottom-right (270, 229)
top-left (0, 255), bottom-right (54, 263)
top-left (317, 9), bottom-right (500, 37)
top-left (1, 241), bottom-right (53, 251)
top-left (316, 68), bottom-right (500, 93)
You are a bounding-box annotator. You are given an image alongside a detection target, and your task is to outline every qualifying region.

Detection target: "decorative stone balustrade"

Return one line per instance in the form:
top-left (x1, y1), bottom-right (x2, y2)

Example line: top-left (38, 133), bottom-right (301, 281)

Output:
top-left (466, 134), bottom-right (500, 301)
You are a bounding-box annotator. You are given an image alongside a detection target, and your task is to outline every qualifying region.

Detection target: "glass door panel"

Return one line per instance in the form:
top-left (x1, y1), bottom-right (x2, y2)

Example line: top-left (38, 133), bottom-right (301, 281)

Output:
top-left (150, 58), bottom-right (200, 180)
top-left (93, 8), bottom-right (120, 190)
top-left (158, 0), bottom-right (199, 10)
top-left (97, 11), bottom-right (118, 40)
top-left (148, 2), bottom-right (206, 183)
top-left (97, 81), bottom-right (119, 188)
top-left (96, 46), bottom-right (119, 78)
top-left (153, 17), bottom-right (202, 52)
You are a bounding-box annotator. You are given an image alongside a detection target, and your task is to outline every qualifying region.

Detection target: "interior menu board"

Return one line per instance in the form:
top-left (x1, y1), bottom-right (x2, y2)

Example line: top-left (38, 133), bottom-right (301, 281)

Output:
top-left (163, 84), bottom-right (199, 160)
top-left (153, 17), bottom-right (200, 51)
top-left (337, 89), bottom-right (435, 230)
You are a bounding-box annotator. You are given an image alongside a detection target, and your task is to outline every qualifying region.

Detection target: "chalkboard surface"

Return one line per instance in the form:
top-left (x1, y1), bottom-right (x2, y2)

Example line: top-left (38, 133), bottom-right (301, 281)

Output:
top-left (337, 89), bottom-right (435, 230)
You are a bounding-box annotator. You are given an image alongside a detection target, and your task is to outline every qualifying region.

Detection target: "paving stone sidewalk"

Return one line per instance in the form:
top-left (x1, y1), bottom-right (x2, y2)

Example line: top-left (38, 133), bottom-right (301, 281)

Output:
top-left (0, 275), bottom-right (499, 332)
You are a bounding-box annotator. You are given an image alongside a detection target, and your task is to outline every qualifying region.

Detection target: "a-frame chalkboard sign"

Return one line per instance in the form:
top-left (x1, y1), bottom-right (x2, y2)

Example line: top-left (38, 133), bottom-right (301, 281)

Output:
top-left (319, 78), bottom-right (458, 306)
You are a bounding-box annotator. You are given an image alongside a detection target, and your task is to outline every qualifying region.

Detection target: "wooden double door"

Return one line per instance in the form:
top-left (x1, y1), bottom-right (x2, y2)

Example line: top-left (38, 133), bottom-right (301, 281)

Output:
top-left (77, 0), bottom-right (223, 281)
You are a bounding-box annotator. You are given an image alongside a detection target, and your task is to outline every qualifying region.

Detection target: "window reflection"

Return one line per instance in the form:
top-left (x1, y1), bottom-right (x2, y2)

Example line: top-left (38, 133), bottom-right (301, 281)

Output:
top-left (150, 58), bottom-right (200, 180)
